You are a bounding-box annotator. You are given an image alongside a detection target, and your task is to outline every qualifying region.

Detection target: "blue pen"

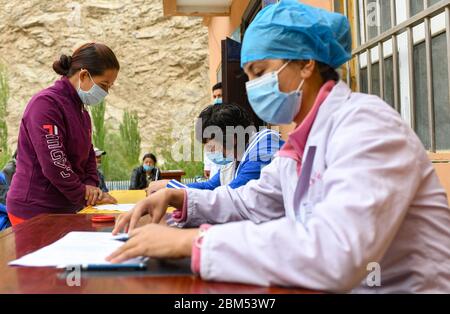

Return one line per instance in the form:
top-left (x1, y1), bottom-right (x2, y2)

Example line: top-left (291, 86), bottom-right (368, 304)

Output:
top-left (113, 234), bottom-right (130, 242)
top-left (81, 261), bottom-right (148, 271)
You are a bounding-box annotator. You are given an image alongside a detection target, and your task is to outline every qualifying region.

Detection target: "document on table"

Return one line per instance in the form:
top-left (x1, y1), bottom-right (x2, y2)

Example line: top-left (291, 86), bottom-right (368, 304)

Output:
top-left (9, 232), bottom-right (144, 268)
top-left (92, 204), bottom-right (136, 212)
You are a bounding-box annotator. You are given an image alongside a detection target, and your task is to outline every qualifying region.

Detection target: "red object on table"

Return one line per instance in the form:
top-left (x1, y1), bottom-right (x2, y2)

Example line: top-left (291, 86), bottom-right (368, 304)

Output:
top-left (0, 214), bottom-right (320, 294)
top-left (91, 215), bottom-right (116, 223)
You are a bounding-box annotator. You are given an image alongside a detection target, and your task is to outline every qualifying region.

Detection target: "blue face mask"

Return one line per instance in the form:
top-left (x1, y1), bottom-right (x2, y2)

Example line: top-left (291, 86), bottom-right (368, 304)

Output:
top-left (143, 165), bottom-right (155, 172)
top-left (213, 97), bottom-right (222, 105)
top-left (77, 70), bottom-right (108, 106)
top-left (206, 151), bottom-right (233, 166)
top-left (245, 61), bottom-right (304, 124)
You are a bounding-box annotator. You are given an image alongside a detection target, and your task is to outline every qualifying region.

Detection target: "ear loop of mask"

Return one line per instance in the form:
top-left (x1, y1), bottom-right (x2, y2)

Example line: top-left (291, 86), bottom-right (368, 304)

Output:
top-left (276, 60), bottom-right (291, 76)
top-left (79, 69), bottom-right (100, 91)
top-left (79, 69), bottom-right (92, 91)
top-left (296, 79), bottom-right (305, 93)
top-left (277, 60), bottom-right (305, 94)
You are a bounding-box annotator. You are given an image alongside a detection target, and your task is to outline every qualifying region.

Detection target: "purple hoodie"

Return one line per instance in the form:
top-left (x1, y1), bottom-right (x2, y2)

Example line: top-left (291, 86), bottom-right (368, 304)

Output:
top-left (7, 77), bottom-right (99, 219)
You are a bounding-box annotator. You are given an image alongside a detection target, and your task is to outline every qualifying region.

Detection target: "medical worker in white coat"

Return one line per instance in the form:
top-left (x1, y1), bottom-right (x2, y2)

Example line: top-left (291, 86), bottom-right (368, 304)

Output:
top-left (108, 0), bottom-right (450, 293)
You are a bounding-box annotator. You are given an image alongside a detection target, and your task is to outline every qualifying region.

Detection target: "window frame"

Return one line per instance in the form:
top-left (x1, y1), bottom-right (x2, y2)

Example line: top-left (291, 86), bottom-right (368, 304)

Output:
top-left (335, 0), bottom-right (450, 155)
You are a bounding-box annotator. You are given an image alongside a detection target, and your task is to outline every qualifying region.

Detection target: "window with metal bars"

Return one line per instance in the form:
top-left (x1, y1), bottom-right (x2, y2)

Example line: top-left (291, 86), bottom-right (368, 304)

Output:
top-left (334, 0), bottom-right (450, 152)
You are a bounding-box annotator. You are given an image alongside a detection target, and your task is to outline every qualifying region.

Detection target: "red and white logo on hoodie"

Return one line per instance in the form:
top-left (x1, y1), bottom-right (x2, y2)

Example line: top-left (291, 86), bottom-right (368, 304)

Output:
top-left (43, 124), bottom-right (59, 135)
top-left (42, 124), bottom-right (73, 179)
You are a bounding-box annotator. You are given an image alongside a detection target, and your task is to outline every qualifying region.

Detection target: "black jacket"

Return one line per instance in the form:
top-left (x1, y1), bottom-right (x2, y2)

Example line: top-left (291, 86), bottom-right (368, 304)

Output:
top-left (97, 169), bottom-right (109, 193)
top-left (129, 166), bottom-right (161, 190)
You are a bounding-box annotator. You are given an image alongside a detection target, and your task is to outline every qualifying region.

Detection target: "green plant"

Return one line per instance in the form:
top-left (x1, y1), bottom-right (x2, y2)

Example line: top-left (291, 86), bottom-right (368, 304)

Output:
top-left (0, 64), bottom-right (10, 169)
top-left (89, 100), bottom-right (109, 177)
top-left (95, 110), bottom-right (142, 181)
top-left (103, 132), bottom-right (132, 181)
top-left (89, 100), bottom-right (106, 149)
top-left (89, 106), bottom-right (203, 182)
top-left (119, 110), bottom-right (141, 168)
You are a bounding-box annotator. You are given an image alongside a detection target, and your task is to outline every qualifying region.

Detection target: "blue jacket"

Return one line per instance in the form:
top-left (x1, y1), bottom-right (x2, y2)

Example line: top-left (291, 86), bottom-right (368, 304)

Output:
top-left (0, 172), bottom-right (11, 230)
top-left (169, 129), bottom-right (284, 191)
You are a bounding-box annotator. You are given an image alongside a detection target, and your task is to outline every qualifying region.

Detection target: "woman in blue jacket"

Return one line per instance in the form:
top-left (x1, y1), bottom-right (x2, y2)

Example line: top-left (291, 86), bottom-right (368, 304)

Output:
top-left (148, 103), bottom-right (283, 192)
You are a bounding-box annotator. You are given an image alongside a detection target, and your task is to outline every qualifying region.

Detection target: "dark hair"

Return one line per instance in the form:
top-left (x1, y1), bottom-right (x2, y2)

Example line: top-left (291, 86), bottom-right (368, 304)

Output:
top-left (195, 103), bottom-right (253, 146)
top-left (212, 82), bottom-right (222, 92)
top-left (292, 60), bottom-right (340, 82)
top-left (316, 61), bottom-right (340, 82)
top-left (53, 43), bottom-right (120, 77)
top-left (142, 153), bottom-right (157, 164)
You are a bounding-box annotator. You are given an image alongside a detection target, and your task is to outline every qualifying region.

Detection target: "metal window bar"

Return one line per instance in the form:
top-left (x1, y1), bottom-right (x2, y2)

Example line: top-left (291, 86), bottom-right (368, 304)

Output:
top-left (391, 0), bottom-right (400, 112)
top-left (367, 47), bottom-right (373, 94)
top-left (376, 0), bottom-right (381, 36)
top-left (424, 0), bottom-right (436, 151)
top-left (344, 0), bottom-right (352, 85)
top-left (105, 178), bottom-right (197, 191)
top-left (339, 0), bottom-right (450, 153)
top-left (407, 26), bottom-right (416, 130)
top-left (378, 41), bottom-right (385, 99)
top-left (105, 180), bottom-right (130, 191)
top-left (446, 6), bottom-right (450, 134)
top-left (364, 0), bottom-right (370, 44)
top-left (354, 0), bottom-right (362, 91)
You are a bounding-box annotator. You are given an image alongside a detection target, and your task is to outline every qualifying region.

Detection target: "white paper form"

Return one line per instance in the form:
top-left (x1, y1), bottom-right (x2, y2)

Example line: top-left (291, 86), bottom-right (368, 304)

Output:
top-left (9, 232), bottom-right (141, 267)
top-left (92, 204), bottom-right (136, 212)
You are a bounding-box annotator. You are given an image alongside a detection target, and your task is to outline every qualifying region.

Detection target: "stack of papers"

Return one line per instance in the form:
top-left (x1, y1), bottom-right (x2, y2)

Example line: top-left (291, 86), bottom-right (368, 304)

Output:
top-left (9, 232), bottom-right (143, 268)
top-left (92, 204), bottom-right (136, 212)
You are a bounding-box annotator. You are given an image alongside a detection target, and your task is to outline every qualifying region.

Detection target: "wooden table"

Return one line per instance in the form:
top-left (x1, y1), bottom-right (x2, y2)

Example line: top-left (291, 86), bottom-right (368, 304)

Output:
top-left (0, 214), bottom-right (317, 294)
top-left (160, 170), bottom-right (186, 181)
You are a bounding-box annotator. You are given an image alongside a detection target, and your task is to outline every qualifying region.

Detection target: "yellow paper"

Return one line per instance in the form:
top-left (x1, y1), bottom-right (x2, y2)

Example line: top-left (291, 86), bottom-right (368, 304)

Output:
top-left (78, 190), bottom-right (175, 214)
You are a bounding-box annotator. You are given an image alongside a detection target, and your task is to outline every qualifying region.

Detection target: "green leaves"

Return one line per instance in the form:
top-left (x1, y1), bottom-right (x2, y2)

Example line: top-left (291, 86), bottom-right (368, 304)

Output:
top-left (0, 64), bottom-right (10, 169)
top-left (89, 100), bottom-right (106, 150)
top-left (89, 103), bottom-right (142, 181)
top-left (119, 110), bottom-right (141, 168)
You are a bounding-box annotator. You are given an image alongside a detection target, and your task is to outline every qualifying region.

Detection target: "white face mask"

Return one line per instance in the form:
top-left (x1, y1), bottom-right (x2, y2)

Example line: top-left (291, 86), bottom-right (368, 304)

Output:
top-left (77, 70), bottom-right (108, 106)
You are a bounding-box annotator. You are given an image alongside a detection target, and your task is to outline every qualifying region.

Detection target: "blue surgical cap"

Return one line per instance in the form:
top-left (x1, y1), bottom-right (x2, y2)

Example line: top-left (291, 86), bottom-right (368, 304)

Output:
top-left (241, 0), bottom-right (352, 69)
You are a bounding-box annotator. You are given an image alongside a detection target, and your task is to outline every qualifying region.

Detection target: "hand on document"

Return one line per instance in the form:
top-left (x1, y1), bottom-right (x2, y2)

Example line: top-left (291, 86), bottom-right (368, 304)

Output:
top-left (106, 224), bottom-right (199, 263)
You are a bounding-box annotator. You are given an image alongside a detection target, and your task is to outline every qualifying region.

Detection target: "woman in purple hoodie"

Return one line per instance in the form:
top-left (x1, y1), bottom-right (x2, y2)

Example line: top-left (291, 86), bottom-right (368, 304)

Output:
top-left (7, 43), bottom-right (120, 225)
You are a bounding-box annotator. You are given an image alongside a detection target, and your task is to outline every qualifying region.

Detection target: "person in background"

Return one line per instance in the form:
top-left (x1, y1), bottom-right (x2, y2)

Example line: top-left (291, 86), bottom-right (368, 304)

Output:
top-left (6, 42), bottom-right (118, 225)
top-left (0, 150), bottom-right (17, 230)
top-left (94, 147), bottom-right (108, 193)
top-left (203, 83), bottom-right (224, 177)
top-left (212, 82), bottom-right (222, 105)
top-left (2, 150), bottom-right (17, 186)
top-left (147, 103), bottom-right (283, 192)
top-left (129, 153), bottom-right (161, 190)
top-left (0, 171), bottom-right (11, 230)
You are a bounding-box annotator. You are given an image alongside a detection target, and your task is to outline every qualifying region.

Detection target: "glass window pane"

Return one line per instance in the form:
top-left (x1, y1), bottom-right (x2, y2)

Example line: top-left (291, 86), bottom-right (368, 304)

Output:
top-left (372, 61), bottom-right (381, 97)
top-left (380, 1), bottom-right (392, 33)
top-left (383, 56), bottom-right (395, 108)
top-left (367, 0), bottom-right (378, 40)
top-left (413, 41), bottom-right (431, 149)
top-left (430, 0), bottom-right (441, 6)
top-left (360, 67), bottom-right (368, 93)
top-left (411, 0), bottom-right (441, 15)
top-left (432, 33), bottom-right (450, 150)
top-left (410, 0), bottom-right (424, 16)
top-left (334, 0), bottom-right (342, 13)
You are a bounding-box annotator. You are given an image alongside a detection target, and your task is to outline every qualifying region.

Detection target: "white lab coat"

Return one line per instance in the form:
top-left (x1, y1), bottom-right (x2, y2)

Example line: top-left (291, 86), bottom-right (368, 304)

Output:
top-left (182, 81), bottom-right (450, 293)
